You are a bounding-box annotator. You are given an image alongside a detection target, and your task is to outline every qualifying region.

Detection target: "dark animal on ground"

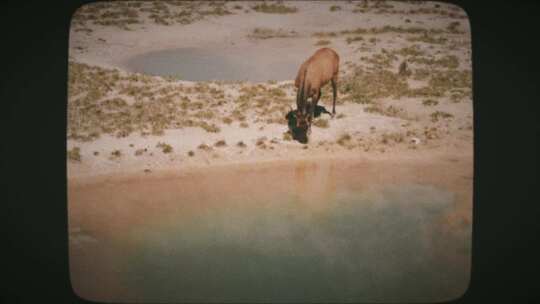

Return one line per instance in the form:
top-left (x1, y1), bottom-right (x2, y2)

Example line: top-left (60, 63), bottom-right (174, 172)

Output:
top-left (285, 105), bottom-right (332, 143)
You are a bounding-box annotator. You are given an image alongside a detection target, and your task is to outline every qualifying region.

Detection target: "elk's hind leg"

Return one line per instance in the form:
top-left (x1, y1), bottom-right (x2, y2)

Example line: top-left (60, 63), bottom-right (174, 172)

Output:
top-left (331, 77), bottom-right (337, 117)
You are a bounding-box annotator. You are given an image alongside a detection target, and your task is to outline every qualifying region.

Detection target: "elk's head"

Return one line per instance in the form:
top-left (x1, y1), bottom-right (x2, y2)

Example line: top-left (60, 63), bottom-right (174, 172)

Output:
top-left (295, 110), bottom-right (310, 130)
top-left (286, 107), bottom-right (309, 144)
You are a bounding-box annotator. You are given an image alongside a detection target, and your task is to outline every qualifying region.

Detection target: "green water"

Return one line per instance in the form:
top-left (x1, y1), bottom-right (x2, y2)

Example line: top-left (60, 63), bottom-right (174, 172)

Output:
top-left (109, 184), bottom-right (469, 303)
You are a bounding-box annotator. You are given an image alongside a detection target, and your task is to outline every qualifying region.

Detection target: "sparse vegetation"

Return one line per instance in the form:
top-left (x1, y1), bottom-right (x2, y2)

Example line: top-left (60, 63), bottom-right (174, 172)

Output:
top-left (339, 25), bottom-right (446, 36)
top-left (251, 2), bottom-right (298, 14)
top-left (395, 45), bottom-right (425, 57)
top-left (68, 62), bottom-right (236, 139)
top-left (412, 68), bottom-right (430, 81)
top-left (449, 89), bottom-right (471, 103)
top-left (72, 1), bottom-right (234, 31)
top-left (68, 147), bottom-right (82, 162)
top-left (430, 111), bottom-right (454, 122)
top-left (110, 149), bottom-right (122, 159)
top-left (409, 55), bottom-right (459, 69)
top-left (346, 36), bottom-right (363, 44)
top-left (199, 121), bottom-right (221, 133)
top-left (423, 126), bottom-right (441, 140)
top-left (364, 105), bottom-right (381, 114)
top-left (197, 143), bottom-right (212, 151)
top-left (447, 21), bottom-right (463, 34)
top-left (337, 133), bottom-right (352, 146)
top-left (67, 2), bottom-right (472, 159)
top-left (381, 132), bottom-right (405, 145)
top-left (315, 40), bottom-right (331, 46)
top-left (156, 142), bottom-right (173, 153)
top-left (340, 66), bottom-right (409, 103)
top-left (313, 31), bottom-right (337, 38)
top-left (398, 60), bottom-right (411, 77)
top-left (248, 27), bottom-right (298, 39)
top-left (283, 132), bottom-right (292, 141)
top-left (214, 140), bottom-right (227, 147)
top-left (422, 99), bottom-right (439, 106)
top-left (256, 136), bottom-right (267, 147)
top-left (313, 119), bottom-right (329, 128)
top-left (407, 33), bottom-right (447, 44)
top-left (363, 104), bottom-right (403, 118)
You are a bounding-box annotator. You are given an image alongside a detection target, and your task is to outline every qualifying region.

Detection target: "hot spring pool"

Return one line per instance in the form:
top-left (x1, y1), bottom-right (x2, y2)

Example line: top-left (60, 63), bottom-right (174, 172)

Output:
top-left (123, 46), bottom-right (313, 82)
top-left (68, 160), bottom-right (471, 303)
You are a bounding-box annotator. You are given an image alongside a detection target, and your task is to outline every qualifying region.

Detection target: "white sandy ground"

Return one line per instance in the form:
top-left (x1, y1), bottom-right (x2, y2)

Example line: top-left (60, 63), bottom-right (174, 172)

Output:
top-left (67, 0), bottom-right (473, 180)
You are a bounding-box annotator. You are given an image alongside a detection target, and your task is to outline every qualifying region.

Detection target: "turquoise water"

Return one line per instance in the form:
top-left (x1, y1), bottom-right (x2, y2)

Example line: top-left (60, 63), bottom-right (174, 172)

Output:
top-left (117, 186), bottom-right (466, 302)
top-left (69, 163), bottom-right (471, 303)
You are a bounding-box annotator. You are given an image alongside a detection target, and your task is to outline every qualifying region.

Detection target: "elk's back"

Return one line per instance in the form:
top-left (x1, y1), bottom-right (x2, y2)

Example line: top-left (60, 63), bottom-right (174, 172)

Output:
top-left (295, 48), bottom-right (339, 89)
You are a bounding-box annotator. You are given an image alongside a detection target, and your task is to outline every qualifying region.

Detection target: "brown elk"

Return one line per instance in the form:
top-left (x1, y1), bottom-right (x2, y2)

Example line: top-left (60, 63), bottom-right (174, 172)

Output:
top-left (290, 48), bottom-right (339, 142)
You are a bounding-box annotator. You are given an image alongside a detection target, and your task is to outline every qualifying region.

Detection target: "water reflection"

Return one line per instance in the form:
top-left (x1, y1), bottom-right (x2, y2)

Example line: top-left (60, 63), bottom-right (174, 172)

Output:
top-left (69, 162), bottom-right (470, 303)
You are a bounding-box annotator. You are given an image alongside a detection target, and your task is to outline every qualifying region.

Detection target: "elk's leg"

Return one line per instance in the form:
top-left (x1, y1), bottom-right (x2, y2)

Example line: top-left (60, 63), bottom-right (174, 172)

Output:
top-left (309, 91), bottom-right (321, 135)
top-left (331, 77), bottom-right (337, 117)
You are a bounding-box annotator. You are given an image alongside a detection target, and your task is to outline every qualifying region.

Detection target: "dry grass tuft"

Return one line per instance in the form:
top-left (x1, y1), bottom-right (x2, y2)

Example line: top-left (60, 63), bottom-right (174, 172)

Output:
top-left (197, 143), bottom-right (212, 151)
top-left (422, 99), bottom-right (439, 106)
top-left (110, 149), bottom-right (122, 159)
top-left (256, 136), bottom-right (267, 147)
top-left (251, 2), bottom-right (298, 14)
top-left (283, 132), bottom-right (292, 141)
top-left (407, 32), bottom-right (448, 44)
top-left (68, 147), bottom-right (82, 162)
top-left (346, 36), bottom-right (364, 44)
top-left (214, 140), bottom-right (227, 147)
top-left (156, 142), bottom-right (173, 153)
top-left (249, 27), bottom-right (298, 39)
top-left (313, 119), bottom-right (329, 128)
top-left (398, 60), bottom-right (411, 77)
top-left (430, 111), bottom-right (454, 122)
top-left (315, 40), bottom-right (331, 46)
top-left (447, 21), bottom-right (463, 34)
top-left (381, 132), bottom-right (405, 145)
top-left (198, 121), bottom-right (221, 133)
top-left (337, 133), bottom-right (352, 146)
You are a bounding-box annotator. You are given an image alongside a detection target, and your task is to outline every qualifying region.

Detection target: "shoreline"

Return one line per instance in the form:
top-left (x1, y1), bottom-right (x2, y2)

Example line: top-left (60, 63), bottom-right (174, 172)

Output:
top-left (68, 144), bottom-right (472, 186)
top-left (68, 0), bottom-right (473, 187)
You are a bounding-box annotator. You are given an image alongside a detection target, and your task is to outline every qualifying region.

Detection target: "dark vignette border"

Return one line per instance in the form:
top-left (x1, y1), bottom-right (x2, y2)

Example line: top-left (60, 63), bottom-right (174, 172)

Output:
top-left (2, 1), bottom-right (540, 303)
